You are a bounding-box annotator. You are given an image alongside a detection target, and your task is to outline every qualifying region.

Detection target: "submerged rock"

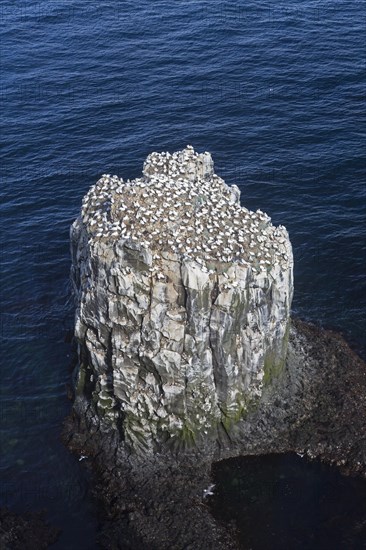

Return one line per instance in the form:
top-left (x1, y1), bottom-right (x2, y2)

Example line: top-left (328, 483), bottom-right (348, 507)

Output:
top-left (70, 146), bottom-right (293, 452)
top-left (0, 509), bottom-right (59, 550)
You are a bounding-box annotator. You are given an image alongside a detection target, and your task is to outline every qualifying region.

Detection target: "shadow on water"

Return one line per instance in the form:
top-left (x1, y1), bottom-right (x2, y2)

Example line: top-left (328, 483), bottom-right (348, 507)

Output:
top-left (209, 453), bottom-right (366, 550)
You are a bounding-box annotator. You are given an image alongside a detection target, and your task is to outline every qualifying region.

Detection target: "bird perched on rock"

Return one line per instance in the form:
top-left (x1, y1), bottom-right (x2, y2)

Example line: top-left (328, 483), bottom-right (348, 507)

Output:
top-left (80, 146), bottom-right (291, 275)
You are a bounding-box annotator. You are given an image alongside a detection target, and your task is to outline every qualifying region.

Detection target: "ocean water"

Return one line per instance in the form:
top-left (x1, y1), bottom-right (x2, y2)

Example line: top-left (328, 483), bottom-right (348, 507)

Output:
top-left (210, 453), bottom-right (366, 549)
top-left (0, 1), bottom-right (365, 548)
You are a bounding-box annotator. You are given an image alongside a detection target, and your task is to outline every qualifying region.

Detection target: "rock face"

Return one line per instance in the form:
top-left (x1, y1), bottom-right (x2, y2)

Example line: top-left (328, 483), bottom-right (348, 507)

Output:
top-left (70, 146), bottom-right (293, 452)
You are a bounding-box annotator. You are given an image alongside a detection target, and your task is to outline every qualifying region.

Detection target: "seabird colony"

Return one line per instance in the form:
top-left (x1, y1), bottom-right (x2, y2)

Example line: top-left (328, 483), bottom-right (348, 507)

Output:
top-left (80, 146), bottom-right (290, 274)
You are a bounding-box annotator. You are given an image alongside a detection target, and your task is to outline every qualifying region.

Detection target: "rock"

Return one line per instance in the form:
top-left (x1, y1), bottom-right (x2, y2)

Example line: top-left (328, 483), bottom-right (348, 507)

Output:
top-left (63, 319), bottom-right (366, 550)
top-left (0, 508), bottom-right (59, 550)
top-left (70, 146), bottom-right (293, 452)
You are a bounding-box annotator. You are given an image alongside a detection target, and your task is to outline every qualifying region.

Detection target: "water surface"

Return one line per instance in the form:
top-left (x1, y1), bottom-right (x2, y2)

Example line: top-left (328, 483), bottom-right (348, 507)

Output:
top-left (1, 1), bottom-right (364, 547)
top-left (210, 454), bottom-right (366, 550)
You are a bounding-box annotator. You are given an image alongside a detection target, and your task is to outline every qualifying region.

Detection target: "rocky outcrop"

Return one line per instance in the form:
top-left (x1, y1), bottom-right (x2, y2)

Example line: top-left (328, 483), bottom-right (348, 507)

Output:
top-left (63, 319), bottom-right (366, 550)
top-left (70, 146), bottom-right (293, 452)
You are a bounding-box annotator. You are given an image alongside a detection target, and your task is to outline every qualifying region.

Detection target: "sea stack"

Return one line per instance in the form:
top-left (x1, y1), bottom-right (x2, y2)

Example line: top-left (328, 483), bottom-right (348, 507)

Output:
top-left (70, 146), bottom-right (293, 453)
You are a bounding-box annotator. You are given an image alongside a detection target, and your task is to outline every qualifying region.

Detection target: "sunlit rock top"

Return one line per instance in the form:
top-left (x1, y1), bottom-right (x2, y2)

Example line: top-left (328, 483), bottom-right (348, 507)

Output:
top-left (80, 145), bottom-right (290, 274)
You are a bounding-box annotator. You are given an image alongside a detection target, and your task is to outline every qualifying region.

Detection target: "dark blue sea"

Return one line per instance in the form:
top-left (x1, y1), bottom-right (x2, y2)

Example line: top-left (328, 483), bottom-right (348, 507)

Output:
top-left (1, 1), bottom-right (365, 548)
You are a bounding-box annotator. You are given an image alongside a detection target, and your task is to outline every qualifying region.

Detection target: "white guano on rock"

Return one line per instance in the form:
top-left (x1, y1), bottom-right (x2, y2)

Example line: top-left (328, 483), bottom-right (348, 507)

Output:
top-left (70, 146), bottom-right (294, 453)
